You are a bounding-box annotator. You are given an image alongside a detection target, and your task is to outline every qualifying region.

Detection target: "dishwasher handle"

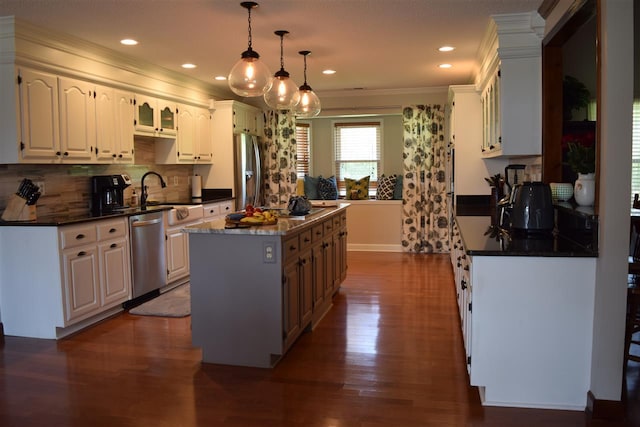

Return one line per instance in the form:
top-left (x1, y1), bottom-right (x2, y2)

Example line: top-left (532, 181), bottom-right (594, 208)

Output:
top-left (131, 217), bottom-right (163, 227)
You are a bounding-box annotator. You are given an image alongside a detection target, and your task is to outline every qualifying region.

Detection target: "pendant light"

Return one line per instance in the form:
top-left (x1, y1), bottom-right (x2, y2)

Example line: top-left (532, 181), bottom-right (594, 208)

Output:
top-left (264, 30), bottom-right (300, 111)
top-left (228, 2), bottom-right (272, 97)
top-left (295, 50), bottom-right (321, 117)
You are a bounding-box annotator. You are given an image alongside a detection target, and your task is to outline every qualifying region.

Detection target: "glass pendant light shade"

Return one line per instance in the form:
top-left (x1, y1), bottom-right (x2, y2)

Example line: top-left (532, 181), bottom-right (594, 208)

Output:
top-left (264, 30), bottom-right (300, 110)
top-left (295, 50), bottom-right (321, 117)
top-left (228, 2), bottom-right (272, 97)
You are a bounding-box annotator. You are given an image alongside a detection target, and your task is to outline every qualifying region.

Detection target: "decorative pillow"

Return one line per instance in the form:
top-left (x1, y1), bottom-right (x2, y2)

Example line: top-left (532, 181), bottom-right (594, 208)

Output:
top-left (393, 174), bottom-right (403, 200)
top-left (296, 178), bottom-right (305, 196)
top-left (304, 175), bottom-right (320, 199)
top-left (317, 176), bottom-right (338, 200)
top-left (376, 174), bottom-right (397, 200)
top-left (345, 176), bottom-right (370, 200)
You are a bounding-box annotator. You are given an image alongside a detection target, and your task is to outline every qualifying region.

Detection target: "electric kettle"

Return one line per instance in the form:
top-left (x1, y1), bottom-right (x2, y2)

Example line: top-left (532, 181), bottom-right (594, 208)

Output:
top-left (509, 182), bottom-right (555, 231)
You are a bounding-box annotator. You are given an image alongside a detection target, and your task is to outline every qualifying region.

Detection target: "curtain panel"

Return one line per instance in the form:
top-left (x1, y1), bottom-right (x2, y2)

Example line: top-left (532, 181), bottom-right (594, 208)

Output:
top-left (262, 110), bottom-right (298, 207)
top-left (401, 105), bottom-right (450, 253)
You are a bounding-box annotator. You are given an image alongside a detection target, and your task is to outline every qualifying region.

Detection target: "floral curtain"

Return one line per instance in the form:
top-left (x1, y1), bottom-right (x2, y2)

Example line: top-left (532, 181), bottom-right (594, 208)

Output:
top-left (401, 105), bottom-right (450, 253)
top-left (261, 110), bottom-right (297, 207)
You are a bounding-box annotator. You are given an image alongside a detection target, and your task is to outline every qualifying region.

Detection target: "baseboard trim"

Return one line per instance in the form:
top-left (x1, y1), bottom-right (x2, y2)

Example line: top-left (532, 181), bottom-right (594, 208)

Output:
top-left (586, 390), bottom-right (625, 421)
top-left (0, 322), bottom-right (4, 343)
top-left (347, 243), bottom-right (403, 252)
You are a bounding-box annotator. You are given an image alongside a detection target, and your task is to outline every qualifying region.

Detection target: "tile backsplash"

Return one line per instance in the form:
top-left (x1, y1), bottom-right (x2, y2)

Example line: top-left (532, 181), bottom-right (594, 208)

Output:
top-left (0, 138), bottom-right (196, 218)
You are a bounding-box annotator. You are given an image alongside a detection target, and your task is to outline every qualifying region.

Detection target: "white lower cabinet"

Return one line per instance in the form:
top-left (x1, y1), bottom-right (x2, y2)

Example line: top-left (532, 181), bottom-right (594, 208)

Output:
top-left (0, 217), bottom-right (131, 339)
top-left (60, 217), bottom-right (131, 324)
top-left (450, 219), bottom-right (472, 373)
top-left (165, 205), bottom-right (205, 284)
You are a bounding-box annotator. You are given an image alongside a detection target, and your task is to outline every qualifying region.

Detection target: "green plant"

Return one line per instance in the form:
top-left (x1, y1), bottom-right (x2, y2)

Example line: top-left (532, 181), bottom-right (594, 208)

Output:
top-left (484, 173), bottom-right (502, 187)
top-left (566, 142), bottom-right (595, 174)
top-left (563, 75), bottom-right (591, 121)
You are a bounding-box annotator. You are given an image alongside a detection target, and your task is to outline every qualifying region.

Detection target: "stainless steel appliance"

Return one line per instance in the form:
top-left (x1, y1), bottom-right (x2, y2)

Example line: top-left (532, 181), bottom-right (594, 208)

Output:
top-left (91, 174), bottom-right (131, 215)
top-left (234, 133), bottom-right (262, 210)
top-left (129, 211), bottom-right (167, 298)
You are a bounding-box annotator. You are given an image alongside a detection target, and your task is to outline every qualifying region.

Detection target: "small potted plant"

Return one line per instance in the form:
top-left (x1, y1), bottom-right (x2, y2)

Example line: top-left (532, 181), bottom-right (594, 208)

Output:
top-left (566, 141), bottom-right (596, 206)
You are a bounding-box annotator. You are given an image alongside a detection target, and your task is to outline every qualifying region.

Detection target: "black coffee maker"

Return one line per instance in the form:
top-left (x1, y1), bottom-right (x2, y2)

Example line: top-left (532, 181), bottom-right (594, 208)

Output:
top-left (91, 174), bottom-right (131, 215)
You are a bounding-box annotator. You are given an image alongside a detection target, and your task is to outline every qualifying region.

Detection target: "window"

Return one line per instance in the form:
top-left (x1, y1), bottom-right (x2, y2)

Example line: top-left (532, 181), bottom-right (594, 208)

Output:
top-left (334, 121), bottom-right (381, 195)
top-left (295, 123), bottom-right (310, 178)
top-left (632, 100), bottom-right (640, 209)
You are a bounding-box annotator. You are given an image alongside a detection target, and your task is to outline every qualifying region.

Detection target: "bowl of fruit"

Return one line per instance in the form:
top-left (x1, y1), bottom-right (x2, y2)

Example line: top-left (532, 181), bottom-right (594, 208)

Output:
top-left (225, 204), bottom-right (278, 227)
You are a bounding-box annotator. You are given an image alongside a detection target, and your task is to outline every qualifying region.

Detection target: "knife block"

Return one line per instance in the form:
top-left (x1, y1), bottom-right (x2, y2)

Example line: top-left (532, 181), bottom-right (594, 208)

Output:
top-left (1, 194), bottom-right (37, 221)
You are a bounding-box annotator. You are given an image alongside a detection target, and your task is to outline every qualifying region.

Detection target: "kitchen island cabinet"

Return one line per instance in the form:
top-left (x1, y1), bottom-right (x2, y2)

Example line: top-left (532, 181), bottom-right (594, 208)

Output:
top-left (451, 215), bottom-right (597, 410)
top-left (183, 204), bottom-right (349, 368)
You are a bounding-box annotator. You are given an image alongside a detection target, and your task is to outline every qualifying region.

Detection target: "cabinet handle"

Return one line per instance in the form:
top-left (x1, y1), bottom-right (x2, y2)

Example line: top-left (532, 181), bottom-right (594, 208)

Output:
top-left (56, 151), bottom-right (61, 156)
top-left (109, 228), bottom-right (116, 233)
top-left (110, 243), bottom-right (117, 248)
top-left (77, 251), bottom-right (86, 256)
top-left (304, 237), bottom-right (310, 243)
top-left (63, 152), bottom-right (69, 156)
top-left (118, 154), bottom-right (123, 158)
top-left (290, 245), bottom-right (296, 251)
top-left (76, 233), bottom-right (85, 240)
top-left (112, 154), bottom-right (117, 158)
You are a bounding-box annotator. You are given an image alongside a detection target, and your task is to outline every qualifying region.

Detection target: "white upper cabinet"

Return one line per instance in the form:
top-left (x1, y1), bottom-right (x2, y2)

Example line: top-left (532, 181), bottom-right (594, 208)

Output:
top-left (232, 102), bottom-right (262, 136)
top-left (134, 94), bottom-right (177, 138)
top-left (58, 76), bottom-right (96, 162)
top-left (16, 68), bottom-right (61, 162)
top-left (156, 103), bottom-right (212, 164)
top-left (478, 12), bottom-right (545, 158)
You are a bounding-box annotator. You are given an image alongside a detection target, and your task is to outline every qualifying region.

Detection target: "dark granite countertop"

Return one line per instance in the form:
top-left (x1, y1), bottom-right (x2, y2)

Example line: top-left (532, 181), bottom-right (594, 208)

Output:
top-left (455, 215), bottom-right (598, 257)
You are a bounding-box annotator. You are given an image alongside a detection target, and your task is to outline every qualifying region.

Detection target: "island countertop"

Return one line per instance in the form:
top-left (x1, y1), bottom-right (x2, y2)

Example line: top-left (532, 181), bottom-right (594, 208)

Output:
top-left (183, 203), bottom-right (350, 236)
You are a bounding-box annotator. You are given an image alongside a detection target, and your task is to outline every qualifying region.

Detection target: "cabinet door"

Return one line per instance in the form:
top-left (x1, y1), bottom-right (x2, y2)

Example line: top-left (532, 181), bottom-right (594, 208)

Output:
top-left (166, 227), bottom-right (190, 283)
top-left (322, 235), bottom-right (334, 298)
top-left (157, 100), bottom-right (177, 136)
top-left (311, 242), bottom-right (325, 309)
top-left (94, 84), bottom-right (118, 162)
top-left (17, 68), bottom-right (60, 161)
top-left (299, 249), bottom-right (313, 326)
top-left (283, 260), bottom-right (301, 349)
top-left (114, 90), bottom-right (134, 162)
top-left (62, 245), bottom-right (100, 323)
top-left (58, 76), bottom-right (96, 162)
top-left (176, 104), bottom-right (196, 162)
top-left (195, 107), bottom-right (212, 162)
top-left (134, 94), bottom-right (156, 134)
top-left (99, 238), bottom-right (131, 306)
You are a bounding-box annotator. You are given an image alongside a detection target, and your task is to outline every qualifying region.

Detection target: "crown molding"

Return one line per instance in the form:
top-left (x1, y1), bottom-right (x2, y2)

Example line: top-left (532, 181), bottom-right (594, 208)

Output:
top-left (319, 86), bottom-right (449, 98)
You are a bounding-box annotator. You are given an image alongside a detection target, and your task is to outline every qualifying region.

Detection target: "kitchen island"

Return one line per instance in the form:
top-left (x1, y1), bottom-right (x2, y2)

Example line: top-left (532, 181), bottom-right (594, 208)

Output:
top-left (183, 204), bottom-right (349, 368)
top-left (451, 214), bottom-right (597, 411)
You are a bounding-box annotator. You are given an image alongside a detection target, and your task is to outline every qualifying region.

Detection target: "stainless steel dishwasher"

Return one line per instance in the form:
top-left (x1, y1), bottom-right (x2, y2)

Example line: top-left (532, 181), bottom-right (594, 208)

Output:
top-left (129, 211), bottom-right (167, 298)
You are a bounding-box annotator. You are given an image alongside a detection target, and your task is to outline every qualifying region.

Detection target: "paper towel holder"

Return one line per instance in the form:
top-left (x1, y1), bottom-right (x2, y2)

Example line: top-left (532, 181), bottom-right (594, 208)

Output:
top-left (191, 174), bottom-right (203, 199)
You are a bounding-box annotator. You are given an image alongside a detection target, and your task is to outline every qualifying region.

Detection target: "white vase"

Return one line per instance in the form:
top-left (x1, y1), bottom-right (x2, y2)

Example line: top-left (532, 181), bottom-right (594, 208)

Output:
top-left (574, 173), bottom-right (595, 206)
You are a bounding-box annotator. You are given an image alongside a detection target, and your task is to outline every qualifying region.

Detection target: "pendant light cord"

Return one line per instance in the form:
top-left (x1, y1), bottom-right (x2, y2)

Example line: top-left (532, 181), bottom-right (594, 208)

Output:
top-left (247, 7), bottom-right (253, 50)
top-left (279, 34), bottom-right (284, 70)
top-left (303, 54), bottom-right (308, 85)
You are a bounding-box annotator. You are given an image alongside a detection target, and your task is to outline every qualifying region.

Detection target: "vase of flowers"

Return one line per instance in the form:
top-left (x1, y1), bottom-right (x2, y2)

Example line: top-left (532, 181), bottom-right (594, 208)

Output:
top-left (566, 142), bottom-right (596, 206)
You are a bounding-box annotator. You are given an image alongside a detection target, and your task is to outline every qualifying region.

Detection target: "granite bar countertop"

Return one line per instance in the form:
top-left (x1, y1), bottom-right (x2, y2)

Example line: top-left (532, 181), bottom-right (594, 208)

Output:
top-left (455, 215), bottom-right (598, 257)
top-left (184, 204), bottom-right (350, 236)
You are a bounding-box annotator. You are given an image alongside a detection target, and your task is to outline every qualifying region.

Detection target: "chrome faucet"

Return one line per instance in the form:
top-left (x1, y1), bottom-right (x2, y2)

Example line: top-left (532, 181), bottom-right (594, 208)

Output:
top-left (140, 171), bottom-right (167, 210)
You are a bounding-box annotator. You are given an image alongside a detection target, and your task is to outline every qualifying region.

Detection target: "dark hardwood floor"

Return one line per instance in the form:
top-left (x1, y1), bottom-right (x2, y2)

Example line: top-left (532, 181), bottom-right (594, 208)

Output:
top-left (0, 252), bottom-right (637, 426)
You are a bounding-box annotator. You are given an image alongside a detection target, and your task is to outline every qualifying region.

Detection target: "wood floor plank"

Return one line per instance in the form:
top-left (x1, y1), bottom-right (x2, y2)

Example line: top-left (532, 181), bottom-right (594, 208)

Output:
top-left (0, 252), bottom-right (637, 426)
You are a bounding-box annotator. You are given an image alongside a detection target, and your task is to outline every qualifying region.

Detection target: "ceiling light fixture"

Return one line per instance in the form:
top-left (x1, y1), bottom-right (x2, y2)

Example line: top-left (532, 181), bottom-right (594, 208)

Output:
top-left (295, 50), bottom-right (321, 118)
top-left (182, 63), bottom-right (197, 69)
top-left (439, 63), bottom-right (453, 69)
top-left (438, 46), bottom-right (455, 52)
top-left (322, 69), bottom-right (336, 75)
top-left (228, 1), bottom-right (272, 97)
top-left (120, 39), bottom-right (138, 46)
top-left (264, 30), bottom-right (300, 111)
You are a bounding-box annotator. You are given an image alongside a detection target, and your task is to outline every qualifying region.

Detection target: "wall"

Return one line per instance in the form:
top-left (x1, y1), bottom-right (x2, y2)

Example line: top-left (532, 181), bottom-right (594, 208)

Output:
top-left (0, 138), bottom-right (194, 218)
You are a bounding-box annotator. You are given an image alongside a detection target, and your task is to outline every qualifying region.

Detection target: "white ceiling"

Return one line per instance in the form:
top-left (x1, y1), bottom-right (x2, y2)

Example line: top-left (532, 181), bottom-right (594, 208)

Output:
top-left (0, 0), bottom-right (543, 98)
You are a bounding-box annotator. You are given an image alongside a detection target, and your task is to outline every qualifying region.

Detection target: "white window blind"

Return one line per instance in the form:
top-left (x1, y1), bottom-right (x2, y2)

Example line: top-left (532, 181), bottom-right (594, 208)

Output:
top-left (296, 123), bottom-right (310, 178)
top-left (334, 122), bottom-right (381, 194)
top-left (632, 100), bottom-right (640, 209)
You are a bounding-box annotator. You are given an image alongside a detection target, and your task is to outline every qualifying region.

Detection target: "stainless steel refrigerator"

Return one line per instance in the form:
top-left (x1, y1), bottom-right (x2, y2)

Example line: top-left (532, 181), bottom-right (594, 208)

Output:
top-left (234, 133), bottom-right (262, 211)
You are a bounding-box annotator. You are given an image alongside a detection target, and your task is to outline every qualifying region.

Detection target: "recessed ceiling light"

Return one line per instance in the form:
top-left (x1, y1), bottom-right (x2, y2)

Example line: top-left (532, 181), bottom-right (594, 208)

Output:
top-left (439, 63), bottom-right (453, 69)
top-left (214, 76), bottom-right (227, 81)
top-left (438, 46), bottom-right (455, 52)
top-left (181, 63), bottom-right (197, 69)
top-left (322, 69), bottom-right (336, 75)
top-left (120, 39), bottom-right (138, 46)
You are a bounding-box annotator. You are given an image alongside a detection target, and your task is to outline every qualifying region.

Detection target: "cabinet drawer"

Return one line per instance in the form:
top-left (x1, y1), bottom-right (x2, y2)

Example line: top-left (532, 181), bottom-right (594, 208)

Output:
top-left (323, 219), bottom-right (334, 235)
top-left (97, 218), bottom-right (127, 240)
top-left (312, 224), bottom-right (324, 243)
top-left (203, 204), bottom-right (220, 219)
top-left (283, 235), bottom-right (299, 263)
top-left (60, 224), bottom-right (97, 249)
top-left (218, 201), bottom-right (233, 216)
top-left (333, 215), bottom-right (341, 229)
top-left (299, 229), bottom-right (312, 251)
